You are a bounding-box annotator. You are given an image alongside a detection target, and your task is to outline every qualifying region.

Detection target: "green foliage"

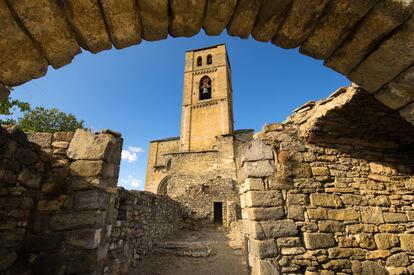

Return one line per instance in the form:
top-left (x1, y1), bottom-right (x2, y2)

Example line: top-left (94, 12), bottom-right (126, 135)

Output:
top-left (1, 92), bottom-right (85, 133)
top-left (18, 107), bottom-right (85, 133)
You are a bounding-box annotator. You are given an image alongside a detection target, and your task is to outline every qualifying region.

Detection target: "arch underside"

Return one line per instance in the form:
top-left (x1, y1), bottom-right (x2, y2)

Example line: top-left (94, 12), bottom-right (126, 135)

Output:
top-left (0, 0), bottom-right (413, 125)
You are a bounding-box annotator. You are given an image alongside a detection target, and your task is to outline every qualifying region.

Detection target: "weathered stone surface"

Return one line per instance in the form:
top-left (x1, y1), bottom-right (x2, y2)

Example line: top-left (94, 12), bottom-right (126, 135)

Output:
top-left (203, 0), bottom-right (237, 36)
top-left (0, 0), bottom-right (48, 86)
top-left (361, 261), bottom-right (389, 275)
top-left (67, 129), bottom-right (114, 160)
top-left (0, 83), bottom-right (10, 101)
top-left (137, 0), bottom-right (169, 41)
top-left (375, 65), bottom-right (414, 110)
top-left (287, 193), bottom-right (308, 205)
top-left (367, 250), bottom-right (391, 259)
top-left (303, 233), bottom-right (335, 249)
top-left (49, 211), bottom-right (106, 231)
top-left (349, 15), bottom-right (414, 92)
top-left (400, 234), bottom-right (414, 252)
top-left (245, 160), bottom-right (275, 178)
top-left (361, 207), bottom-right (385, 224)
top-left (375, 233), bottom-right (399, 249)
top-left (301, 0), bottom-right (377, 59)
top-left (249, 239), bottom-right (277, 259)
top-left (100, 0), bottom-right (141, 49)
top-left (318, 220), bottom-right (344, 233)
top-left (243, 178), bottom-right (265, 191)
top-left (326, 0), bottom-right (414, 75)
top-left (62, 0), bottom-right (112, 53)
top-left (328, 248), bottom-right (367, 259)
top-left (169, 0), bottom-right (206, 37)
top-left (287, 205), bottom-right (304, 220)
top-left (250, 220), bottom-right (297, 239)
top-left (387, 252), bottom-right (410, 267)
top-left (70, 160), bottom-right (104, 177)
top-left (308, 208), bottom-right (328, 219)
top-left (0, 252), bottom-right (16, 271)
top-left (328, 209), bottom-right (359, 221)
top-left (243, 139), bottom-right (274, 162)
top-left (74, 190), bottom-right (109, 210)
top-left (323, 259), bottom-right (351, 270)
top-left (251, 0), bottom-right (292, 42)
top-left (245, 190), bottom-right (283, 207)
top-left (17, 168), bottom-right (42, 189)
top-left (246, 207), bottom-right (285, 221)
top-left (227, 0), bottom-right (264, 39)
top-left (65, 228), bottom-right (102, 249)
top-left (8, 0), bottom-right (81, 69)
top-left (383, 212), bottom-right (408, 223)
top-left (400, 102), bottom-right (414, 125)
top-left (277, 237), bottom-right (301, 247)
top-left (26, 132), bottom-right (52, 148)
top-left (311, 166), bottom-right (330, 176)
top-left (272, 0), bottom-right (330, 48)
top-left (310, 193), bottom-right (343, 208)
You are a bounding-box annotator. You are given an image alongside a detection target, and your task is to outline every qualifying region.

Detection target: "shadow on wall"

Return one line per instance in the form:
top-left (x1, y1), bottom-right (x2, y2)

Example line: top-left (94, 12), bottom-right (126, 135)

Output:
top-left (0, 126), bottom-right (122, 275)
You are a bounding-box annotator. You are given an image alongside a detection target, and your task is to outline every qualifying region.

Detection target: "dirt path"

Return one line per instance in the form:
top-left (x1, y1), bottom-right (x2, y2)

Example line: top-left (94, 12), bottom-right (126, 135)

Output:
top-left (128, 224), bottom-right (249, 275)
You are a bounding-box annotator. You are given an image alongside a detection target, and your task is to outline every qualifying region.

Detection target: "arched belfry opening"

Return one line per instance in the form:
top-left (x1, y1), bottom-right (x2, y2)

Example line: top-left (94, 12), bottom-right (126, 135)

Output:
top-left (197, 56), bottom-right (202, 66)
top-left (199, 76), bottom-right (212, 100)
top-left (207, 54), bottom-right (212, 65)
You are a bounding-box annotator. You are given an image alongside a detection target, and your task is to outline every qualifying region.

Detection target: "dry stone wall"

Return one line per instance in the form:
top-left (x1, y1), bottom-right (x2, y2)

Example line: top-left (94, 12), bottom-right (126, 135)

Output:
top-left (0, 126), bottom-right (122, 275)
top-left (241, 87), bottom-right (414, 275)
top-left (106, 188), bottom-right (182, 274)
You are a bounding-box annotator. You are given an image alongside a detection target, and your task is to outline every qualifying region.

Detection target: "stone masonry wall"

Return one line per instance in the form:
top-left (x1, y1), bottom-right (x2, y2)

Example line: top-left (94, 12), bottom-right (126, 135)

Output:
top-left (0, 126), bottom-right (122, 274)
top-left (241, 87), bottom-right (414, 275)
top-left (106, 188), bottom-right (182, 274)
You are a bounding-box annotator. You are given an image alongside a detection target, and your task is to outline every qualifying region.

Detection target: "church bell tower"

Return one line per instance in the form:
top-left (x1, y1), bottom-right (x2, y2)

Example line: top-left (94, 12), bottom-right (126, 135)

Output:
top-left (179, 44), bottom-right (234, 152)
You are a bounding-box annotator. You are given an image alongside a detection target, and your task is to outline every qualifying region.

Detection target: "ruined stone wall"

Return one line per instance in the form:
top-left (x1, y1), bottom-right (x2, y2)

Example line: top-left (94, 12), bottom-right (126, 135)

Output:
top-left (0, 126), bottom-right (122, 274)
top-left (241, 88), bottom-right (414, 275)
top-left (106, 188), bottom-right (182, 274)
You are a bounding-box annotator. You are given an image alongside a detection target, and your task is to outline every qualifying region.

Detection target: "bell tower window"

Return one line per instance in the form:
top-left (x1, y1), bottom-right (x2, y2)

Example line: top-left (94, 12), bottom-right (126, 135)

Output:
top-left (197, 56), bottom-right (202, 66)
top-left (207, 54), bottom-right (212, 65)
top-left (199, 76), bottom-right (212, 100)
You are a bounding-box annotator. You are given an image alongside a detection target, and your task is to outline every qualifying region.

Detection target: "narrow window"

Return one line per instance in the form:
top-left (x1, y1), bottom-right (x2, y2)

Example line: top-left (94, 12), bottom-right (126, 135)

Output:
top-left (197, 56), bottom-right (202, 66)
top-left (214, 202), bottom-right (223, 224)
top-left (207, 54), bottom-right (212, 65)
top-left (199, 76), bottom-right (212, 100)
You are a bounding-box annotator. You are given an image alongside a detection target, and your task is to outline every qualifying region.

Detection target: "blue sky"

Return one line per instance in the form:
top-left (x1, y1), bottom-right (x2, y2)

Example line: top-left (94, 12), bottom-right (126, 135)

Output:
top-left (8, 32), bottom-right (349, 190)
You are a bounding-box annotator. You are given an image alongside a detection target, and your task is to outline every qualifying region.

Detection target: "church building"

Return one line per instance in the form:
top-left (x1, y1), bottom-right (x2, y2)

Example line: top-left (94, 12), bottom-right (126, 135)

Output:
top-left (145, 44), bottom-right (253, 224)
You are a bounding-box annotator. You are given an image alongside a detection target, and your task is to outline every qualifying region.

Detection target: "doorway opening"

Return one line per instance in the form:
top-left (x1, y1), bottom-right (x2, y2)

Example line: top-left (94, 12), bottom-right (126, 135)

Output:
top-left (213, 202), bottom-right (223, 224)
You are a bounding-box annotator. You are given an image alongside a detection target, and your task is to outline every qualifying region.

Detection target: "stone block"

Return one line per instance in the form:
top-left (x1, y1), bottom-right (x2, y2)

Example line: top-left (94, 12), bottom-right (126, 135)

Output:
top-left (303, 233), bottom-right (335, 249)
top-left (281, 246), bottom-right (306, 255)
top-left (311, 167), bottom-right (330, 176)
top-left (244, 178), bottom-right (265, 191)
top-left (366, 250), bottom-right (391, 260)
top-left (375, 233), bottom-right (399, 250)
top-left (249, 220), bottom-right (297, 240)
top-left (246, 207), bottom-right (285, 221)
top-left (21, 233), bottom-right (63, 252)
top-left (137, 0), bottom-right (169, 41)
top-left (0, 252), bottom-right (17, 272)
top-left (17, 168), bottom-right (42, 189)
top-left (169, 0), bottom-right (205, 37)
top-left (67, 129), bottom-right (115, 160)
top-left (227, 0), bottom-right (264, 39)
top-left (386, 252), bottom-right (410, 267)
top-left (361, 207), bottom-right (385, 224)
top-left (323, 259), bottom-right (351, 270)
top-left (310, 193), bottom-right (343, 208)
top-left (70, 160), bottom-right (104, 177)
top-left (243, 140), bottom-right (274, 162)
top-left (277, 237), bottom-right (301, 248)
top-left (361, 261), bottom-right (388, 275)
top-left (400, 102), bottom-right (414, 125)
top-left (318, 220), bottom-right (344, 233)
top-left (328, 248), bottom-right (367, 259)
top-left (249, 239), bottom-right (277, 259)
top-left (308, 208), bottom-right (329, 220)
top-left (100, 0), bottom-right (141, 49)
top-left (386, 267), bottom-right (409, 275)
top-left (65, 228), bottom-right (102, 249)
top-left (400, 234), bottom-right (414, 252)
top-left (245, 160), bottom-right (275, 178)
top-left (341, 194), bottom-right (362, 205)
top-left (287, 205), bottom-right (304, 221)
top-left (245, 190), bottom-right (283, 207)
top-left (26, 132), bottom-right (52, 148)
top-left (383, 212), bottom-right (408, 223)
top-left (74, 190), bottom-right (109, 210)
top-left (49, 211), bottom-right (106, 231)
top-left (287, 193), bottom-right (308, 205)
top-left (203, 0), bottom-right (237, 36)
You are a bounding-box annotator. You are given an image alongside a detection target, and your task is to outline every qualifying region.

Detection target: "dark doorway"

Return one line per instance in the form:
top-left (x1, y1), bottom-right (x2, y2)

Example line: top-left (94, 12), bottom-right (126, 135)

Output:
top-left (214, 202), bottom-right (223, 224)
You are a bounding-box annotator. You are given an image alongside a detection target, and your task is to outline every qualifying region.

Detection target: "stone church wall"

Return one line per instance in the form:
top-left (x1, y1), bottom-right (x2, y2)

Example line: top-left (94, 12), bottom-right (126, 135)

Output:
top-left (0, 126), bottom-right (122, 275)
top-left (241, 87), bottom-right (414, 275)
top-left (105, 188), bottom-right (182, 274)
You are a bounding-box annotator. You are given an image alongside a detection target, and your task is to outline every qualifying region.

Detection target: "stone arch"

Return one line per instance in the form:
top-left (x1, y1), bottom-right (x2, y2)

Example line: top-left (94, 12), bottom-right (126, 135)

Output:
top-left (1, 1), bottom-right (413, 124)
top-left (157, 176), bottom-right (171, 196)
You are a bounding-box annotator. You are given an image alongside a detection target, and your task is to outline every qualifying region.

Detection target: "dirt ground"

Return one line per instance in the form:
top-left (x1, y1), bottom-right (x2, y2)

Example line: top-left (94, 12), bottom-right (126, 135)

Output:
top-left (128, 224), bottom-right (249, 275)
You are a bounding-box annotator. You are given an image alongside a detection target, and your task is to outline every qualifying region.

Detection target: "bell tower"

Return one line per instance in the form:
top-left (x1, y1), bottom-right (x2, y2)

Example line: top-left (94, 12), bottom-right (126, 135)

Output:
top-left (179, 44), bottom-right (234, 152)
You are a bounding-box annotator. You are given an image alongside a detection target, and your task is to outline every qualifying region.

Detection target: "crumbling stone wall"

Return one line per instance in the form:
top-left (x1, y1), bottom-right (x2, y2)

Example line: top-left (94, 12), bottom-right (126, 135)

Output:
top-left (106, 188), bottom-right (182, 274)
top-left (0, 126), bottom-right (122, 274)
top-left (241, 87), bottom-right (414, 275)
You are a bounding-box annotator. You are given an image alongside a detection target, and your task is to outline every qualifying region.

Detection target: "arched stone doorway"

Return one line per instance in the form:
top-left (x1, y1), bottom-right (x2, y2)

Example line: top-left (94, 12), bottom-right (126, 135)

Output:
top-left (157, 176), bottom-right (170, 196)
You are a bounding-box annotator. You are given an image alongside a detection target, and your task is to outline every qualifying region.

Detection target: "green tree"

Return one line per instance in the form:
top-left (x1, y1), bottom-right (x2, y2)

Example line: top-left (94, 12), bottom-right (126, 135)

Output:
top-left (17, 107), bottom-right (85, 133)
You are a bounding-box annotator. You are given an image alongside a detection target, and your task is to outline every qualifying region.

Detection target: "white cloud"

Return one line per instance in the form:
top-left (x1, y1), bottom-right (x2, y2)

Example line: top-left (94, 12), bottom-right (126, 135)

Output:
top-left (121, 146), bottom-right (144, 163)
top-left (120, 175), bottom-right (142, 189)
